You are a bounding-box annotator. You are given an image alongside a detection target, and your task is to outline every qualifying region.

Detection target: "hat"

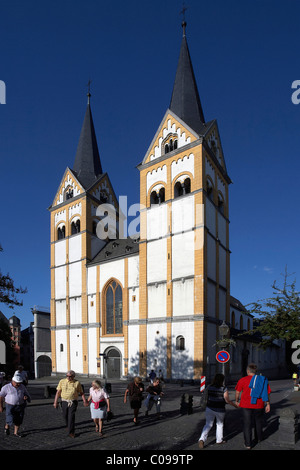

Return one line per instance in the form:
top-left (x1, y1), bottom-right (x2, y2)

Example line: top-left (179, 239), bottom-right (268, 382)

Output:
top-left (12, 374), bottom-right (23, 383)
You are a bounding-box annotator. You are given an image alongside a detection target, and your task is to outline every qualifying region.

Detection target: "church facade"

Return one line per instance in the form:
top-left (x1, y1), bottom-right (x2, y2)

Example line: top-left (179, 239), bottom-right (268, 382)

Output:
top-left (49, 24), bottom-right (254, 381)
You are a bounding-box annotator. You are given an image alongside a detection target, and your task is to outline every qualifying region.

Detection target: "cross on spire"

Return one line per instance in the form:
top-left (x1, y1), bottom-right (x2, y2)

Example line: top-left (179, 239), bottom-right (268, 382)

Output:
top-left (86, 79), bottom-right (92, 103)
top-left (180, 3), bottom-right (188, 36)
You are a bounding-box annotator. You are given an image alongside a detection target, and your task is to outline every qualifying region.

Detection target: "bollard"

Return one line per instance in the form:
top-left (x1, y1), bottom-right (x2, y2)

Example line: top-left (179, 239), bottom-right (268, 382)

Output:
top-left (180, 393), bottom-right (193, 415)
top-left (277, 408), bottom-right (299, 445)
top-left (44, 385), bottom-right (51, 398)
top-left (105, 383), bottom-right (112, 393)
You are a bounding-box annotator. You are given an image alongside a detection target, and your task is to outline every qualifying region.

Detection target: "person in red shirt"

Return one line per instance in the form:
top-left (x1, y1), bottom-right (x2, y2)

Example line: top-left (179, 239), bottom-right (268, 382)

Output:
top-left (235, 363), bottom-right (271, 449)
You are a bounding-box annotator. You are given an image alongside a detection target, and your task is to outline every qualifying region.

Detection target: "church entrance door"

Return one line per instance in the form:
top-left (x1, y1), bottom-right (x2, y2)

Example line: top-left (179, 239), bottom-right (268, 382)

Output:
top-left (106, 348), bottom-right (121, 379)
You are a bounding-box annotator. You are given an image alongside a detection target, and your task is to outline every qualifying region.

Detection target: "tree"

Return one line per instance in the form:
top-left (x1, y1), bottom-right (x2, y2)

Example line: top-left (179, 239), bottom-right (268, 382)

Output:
top-left (0, 244), bottom-right (27, 309)
top-left (246, 268), bottom-right (300, 349)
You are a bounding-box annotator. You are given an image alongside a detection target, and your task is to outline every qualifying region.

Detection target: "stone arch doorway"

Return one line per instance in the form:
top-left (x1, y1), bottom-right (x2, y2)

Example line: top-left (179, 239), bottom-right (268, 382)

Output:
top-left (105, 348), bottom-right (121, 379)
top-left (36, 355), bottom-right (52, 378)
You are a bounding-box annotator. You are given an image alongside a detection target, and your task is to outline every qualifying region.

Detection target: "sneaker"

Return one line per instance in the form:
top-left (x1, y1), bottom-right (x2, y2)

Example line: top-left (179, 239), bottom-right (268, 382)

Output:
top-left (4, 427), bottom-right (9, 436)
top-left (198, 440), bottom-right (204, 449)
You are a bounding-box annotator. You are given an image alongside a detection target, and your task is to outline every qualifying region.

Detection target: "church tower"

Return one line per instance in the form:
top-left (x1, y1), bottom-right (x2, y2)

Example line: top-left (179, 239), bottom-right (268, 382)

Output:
top-left (137, 21), bottom-right (231, 379)
top-left (49, 93), bottom-right (118, 375)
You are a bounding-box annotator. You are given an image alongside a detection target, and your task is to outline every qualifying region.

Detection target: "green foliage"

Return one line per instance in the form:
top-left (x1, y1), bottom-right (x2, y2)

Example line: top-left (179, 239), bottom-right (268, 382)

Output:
top-left (0, 244), bottom-right (27, 308)
top-left (246, 268), bottom-right (300, 348)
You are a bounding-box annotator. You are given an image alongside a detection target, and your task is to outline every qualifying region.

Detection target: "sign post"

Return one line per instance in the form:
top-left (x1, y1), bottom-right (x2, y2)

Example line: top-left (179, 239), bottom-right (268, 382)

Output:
top-left (216, 350), bottom-right (230, 376)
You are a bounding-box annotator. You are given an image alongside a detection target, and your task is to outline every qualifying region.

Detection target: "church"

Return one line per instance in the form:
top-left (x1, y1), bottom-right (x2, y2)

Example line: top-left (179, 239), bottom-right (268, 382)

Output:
top-left (49, 21), bottom-right (256, 381)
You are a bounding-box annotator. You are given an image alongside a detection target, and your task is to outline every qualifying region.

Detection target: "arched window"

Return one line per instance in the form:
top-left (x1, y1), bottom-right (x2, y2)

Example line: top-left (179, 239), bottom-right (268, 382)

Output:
top-left (176, 335), bottom-right (185, 351)
top-left (71, 219), bottom-right (80, 235)
top-left (105, 280), bottom-right (123, 334)
top-left (174, 177), bottom-right (191, 198)
top-left (163, 135), bottom-right (178, 154)
top-left (57, 225), bottom-right (65, 240)
top-left (150, 187), bottom-right (165, 205)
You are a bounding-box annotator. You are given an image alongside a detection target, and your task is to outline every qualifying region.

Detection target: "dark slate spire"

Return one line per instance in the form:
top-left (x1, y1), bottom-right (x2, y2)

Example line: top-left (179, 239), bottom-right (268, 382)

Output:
top-left (169, 21), bottom-right (205, 134)
top-left (73, 93), bottom-right (103, 189)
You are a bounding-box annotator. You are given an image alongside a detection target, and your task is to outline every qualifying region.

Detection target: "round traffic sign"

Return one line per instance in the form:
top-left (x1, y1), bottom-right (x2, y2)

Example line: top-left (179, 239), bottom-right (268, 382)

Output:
top-left (216, 350), bottom-right (230, 363)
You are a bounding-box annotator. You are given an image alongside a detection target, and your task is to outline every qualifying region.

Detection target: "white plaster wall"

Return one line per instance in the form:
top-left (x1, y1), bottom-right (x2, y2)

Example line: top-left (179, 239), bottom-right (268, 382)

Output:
top-left (206, 199), bottom-right (216, 237)
top-left (171, 321), bottom-right (194, 379)
top-left (88, 327), bottom-right (98, 375)
top-left (147, 323), bottom-right (167, 373)
top-left (206, 321), bottom-right (217, 365)
top-left (70, 297), bottom-right (82, 325)
top-left (172, 231), bottom-right (194, 279)
top-left (218, 213), bottom-right (227, 247)
top-left (87, 266), bottom-right (97, 295)
top-left (172, 195), bottom-right (194, 233)
top-left (69, 262), bottom-right (82, 297)
top-left (128, 256), bottom-right (139, 287)
top-left (128, 288), bottom-right (139, 320)
top-left (55, 240), bottom-right (66, 266)
top-left (219, 246), bottom-right (227, 288)
top-left (88, 294), bottom-right (97, 323)
top-left (55, 300), bottom-right (66, 326)
top-left (207, 235), bottom-right (216, 282)
top-left (147, 239), bottom-right (167, 283)
top-left (70, 328), bottom-right (83, 373)
top-left (146, 165), bottom-right (167, 193)
top-left (218, 290), bottom-right (227, 322)
top-left (128, 324), bottom-right (140, 375)
top-left (55, 329), bottom-right (68, 372)
top-left (55, 265), bottom-right (66, 299)
top-left (207, 281), bottom-right (216, 317)
top-left (69, 234), bottom-right (82, 263)
top-left (172, 279), bottom-right (194, 316)
top-left (171, 153), bottom-right (194, 181)
top-left (147, 204), bottom-right (169, 240)
top-left (148, 284), bottom-right (166, 318)
top-left (99, 259), bottom-right (124, 291)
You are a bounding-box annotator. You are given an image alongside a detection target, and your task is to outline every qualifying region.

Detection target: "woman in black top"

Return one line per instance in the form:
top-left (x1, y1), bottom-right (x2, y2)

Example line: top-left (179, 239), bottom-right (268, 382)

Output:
top-left (198, 374), bottom-right (237, 448)
top-left (124, 376), bottom-right (144, 424)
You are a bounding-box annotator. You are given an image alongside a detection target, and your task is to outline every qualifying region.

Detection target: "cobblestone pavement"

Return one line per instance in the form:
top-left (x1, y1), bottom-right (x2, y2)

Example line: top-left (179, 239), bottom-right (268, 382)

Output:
top-left (0, 377), bottom-right (299, 455)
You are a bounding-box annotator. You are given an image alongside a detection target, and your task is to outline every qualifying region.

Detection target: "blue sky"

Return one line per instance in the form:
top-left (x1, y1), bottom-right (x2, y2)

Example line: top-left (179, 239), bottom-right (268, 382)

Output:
top-left (0, 0), bottom-right (299, 329)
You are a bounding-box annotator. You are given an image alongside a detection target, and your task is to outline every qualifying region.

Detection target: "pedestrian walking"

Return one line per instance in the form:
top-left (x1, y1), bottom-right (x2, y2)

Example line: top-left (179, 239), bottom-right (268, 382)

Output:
top-left (235, 363), bottom-right (271, 449)
top-left (14, 365), bottom-right (28, 385)
top-left (0, 372), bottom-right (31, 437)
top-left (198, 373), bottom-right (237, 449)
top-left (124, 376), bottom-right (144, 425)
top-left (87, 380), bottom-right (110, 437)
top-left (148, 369), bottom-right (156, 383)
top-left (144, 378), bottom-right (164, 418)
top-left (53, 370), bottom-right (87, 438)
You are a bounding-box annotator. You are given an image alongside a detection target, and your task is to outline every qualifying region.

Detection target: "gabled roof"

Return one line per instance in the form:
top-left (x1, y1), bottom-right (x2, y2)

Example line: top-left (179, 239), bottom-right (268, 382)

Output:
top-left (72, 94), bottom-right (103, 189)
top-left (169, 22), bottom-right (205, 135)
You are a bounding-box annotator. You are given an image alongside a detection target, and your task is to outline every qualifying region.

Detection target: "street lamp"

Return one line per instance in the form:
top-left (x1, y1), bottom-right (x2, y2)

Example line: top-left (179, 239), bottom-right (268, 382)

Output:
top-left (218, 321), bottom-right (230, 376)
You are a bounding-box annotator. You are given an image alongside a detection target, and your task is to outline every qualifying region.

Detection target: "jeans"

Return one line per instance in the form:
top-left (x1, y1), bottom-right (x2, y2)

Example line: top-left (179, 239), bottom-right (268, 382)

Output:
top-left (242, 408), bottom-right (264, 447)
top-left (199, 407), bottom-right (226, 444)
top-left (144, 394), bottom-right (161, 413)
